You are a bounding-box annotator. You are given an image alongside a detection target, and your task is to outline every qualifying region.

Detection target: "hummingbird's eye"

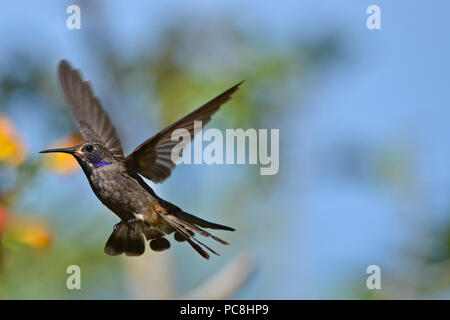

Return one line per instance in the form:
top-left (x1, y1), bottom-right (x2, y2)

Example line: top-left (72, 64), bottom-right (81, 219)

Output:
top-left (85, 145), bottom-right (94, 152)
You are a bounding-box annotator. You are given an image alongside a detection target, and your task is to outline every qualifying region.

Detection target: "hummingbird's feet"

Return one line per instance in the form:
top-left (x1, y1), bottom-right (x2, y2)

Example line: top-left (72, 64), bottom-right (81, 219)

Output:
top-left (114, 219), bottom-right (147, 231)
top-left (113, 222), bottom-right (123, 231)
top-left (126, 218), bottom-right (142, 231)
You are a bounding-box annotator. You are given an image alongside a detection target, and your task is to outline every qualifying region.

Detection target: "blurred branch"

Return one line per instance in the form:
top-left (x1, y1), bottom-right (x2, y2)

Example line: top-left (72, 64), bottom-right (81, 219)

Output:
top-left (122, 252), bottom-right (176, 300)
top-left (181, 251), bottom-right (256, 300)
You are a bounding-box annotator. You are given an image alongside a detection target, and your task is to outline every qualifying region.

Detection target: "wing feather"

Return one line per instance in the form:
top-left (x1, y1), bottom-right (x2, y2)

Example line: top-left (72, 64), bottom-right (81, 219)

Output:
top-left (125, 81), bottom-right (243, 182)
top-left (58, 60), bottom-right (124, 159)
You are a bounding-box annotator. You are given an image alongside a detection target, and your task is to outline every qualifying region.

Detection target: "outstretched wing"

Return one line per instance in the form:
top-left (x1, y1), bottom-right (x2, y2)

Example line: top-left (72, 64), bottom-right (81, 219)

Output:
top-left (125, 81), bottom-right (243, 183)
top-left (58, 60), bottom-right (125, 159)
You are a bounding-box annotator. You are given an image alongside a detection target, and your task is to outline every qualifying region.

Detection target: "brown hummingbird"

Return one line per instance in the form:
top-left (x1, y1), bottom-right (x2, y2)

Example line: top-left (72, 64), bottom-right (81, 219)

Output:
top-left (40, 60), bottom-right (242, 259)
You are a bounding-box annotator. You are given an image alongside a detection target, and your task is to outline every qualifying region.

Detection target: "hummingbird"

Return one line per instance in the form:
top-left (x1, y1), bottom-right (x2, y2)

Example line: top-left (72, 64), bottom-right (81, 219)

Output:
top-left (40, 60), bottom-right (242, 259)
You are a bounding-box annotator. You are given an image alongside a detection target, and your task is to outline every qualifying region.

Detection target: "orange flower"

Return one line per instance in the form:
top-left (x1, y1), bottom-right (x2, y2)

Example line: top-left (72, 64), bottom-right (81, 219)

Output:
top-left (0, 206), bottom-right (7, 231)
top-left (43, 133), bottom-right (82, 175)
top-left (0, 206), bottom-right (7, 244)
top-left (0, 115), bottom-right (27, 167)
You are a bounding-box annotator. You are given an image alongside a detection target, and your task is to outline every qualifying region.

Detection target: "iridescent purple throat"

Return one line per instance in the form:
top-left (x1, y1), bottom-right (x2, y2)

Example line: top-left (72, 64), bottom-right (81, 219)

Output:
top-left (88, 154), bottom-right (112, 168)
top-left (94, 160), bottom-right (112, 168)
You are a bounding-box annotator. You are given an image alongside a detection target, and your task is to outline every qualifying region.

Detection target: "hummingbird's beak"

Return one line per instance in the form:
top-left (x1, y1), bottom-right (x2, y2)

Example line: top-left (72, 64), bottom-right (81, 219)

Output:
top-left (39, 147), bottom-right (76, 154)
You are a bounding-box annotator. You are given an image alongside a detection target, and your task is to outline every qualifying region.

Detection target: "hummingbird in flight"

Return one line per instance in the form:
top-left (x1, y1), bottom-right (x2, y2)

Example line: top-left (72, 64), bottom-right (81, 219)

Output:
top-left (40, 60), bottom-right (242, 259)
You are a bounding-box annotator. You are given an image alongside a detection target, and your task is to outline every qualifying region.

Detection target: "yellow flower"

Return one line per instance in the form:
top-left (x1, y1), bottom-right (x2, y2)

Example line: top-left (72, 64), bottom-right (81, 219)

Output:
top-left (44, 133), bottom-right (82, 175)
top-left (3, 214), bottom-right (53, 249)
top-left (0, 115), bottom-right (27, 167)
top-left (16, 220), bottom-right (52, 248)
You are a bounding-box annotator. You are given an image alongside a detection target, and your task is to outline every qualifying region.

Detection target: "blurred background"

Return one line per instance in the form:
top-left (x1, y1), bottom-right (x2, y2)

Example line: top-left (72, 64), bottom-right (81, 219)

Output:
top-left (0, 0), bottom-right (449, 299)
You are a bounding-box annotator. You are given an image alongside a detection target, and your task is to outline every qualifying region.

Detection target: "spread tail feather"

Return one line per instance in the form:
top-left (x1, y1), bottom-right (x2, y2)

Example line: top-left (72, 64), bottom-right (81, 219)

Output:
top-left (157, 211), bottom-right (234, 260)
top-left (179, 211), bottom-right (235, 231)
top-left (104, 223), bottom-right (145, 256)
